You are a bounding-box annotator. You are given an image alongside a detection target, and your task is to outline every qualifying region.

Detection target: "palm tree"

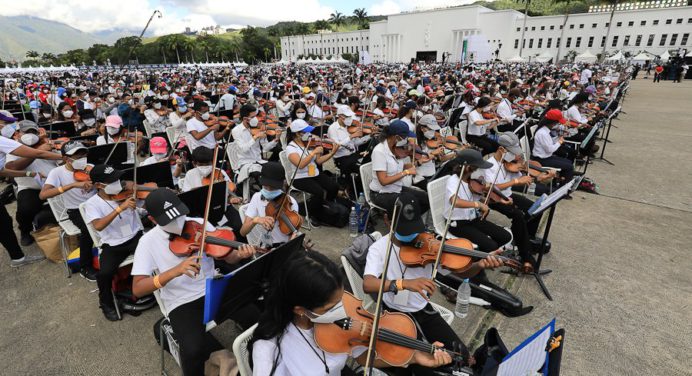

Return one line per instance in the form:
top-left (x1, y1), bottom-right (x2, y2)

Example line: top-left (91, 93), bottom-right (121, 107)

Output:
top-left (314, 20), bottom-right (330, 32)
top-left (25, 50), bottom-right (39, 59)
top-left (515, 0), bottom-right (531, 57)
top-left (329, 11), bottom-right (345, 26)
top-left (553, 0), bottom-right (572, 63)
top-left (353, 8), bottom-right (368, 28)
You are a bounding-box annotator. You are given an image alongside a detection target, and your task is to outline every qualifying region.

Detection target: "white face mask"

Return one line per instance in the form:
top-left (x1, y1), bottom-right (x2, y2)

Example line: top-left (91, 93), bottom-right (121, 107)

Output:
top-left (1, 123), bottom-right (18, 138)
top-left (107, 126), bottom-right (120, 135)
top-left (343, 117), bottom-right (353, 126)
top-left (305, 301), bottom-right (347, 324)
top-left (154, 103), bottom-right (162, 109)
top-left (20, 133), bottom-right (40, 146)
top-left (42, 112), bottom-right (52, 118)
top-left (128, 99), bottom-right (134, 105)
top-left (423, 130), bottom-right (436, 140)
top-left (483, 106), bottom-right (492, 112)
top-left (282, 96), bottom-right (289, 101)
top-left (296, 112), bottom-right (306, 119)
top-left (502, 152), bottom-right (516, 162)
top-left (154, 153), bottom-right (167, 160)
top-left (198, 165), bottom-right (213, 177)
top-left (200, 112), bottom-right (210, 121)
top-left (395, 137), bottom-right (408, 147)
top-left (249, 117), bottom-right (259, 128)
top-left (161, 95), bottom-right (169, 100)
top-left (160, 215), bottom-right (186, 235)
top-left (71, 157), bottom-right (88, 170)
top-left (300, 132), bottom-right (311, 142)
top-left (63, 110), bottom-right (74, 118)
top-left (108, 97), bottom-right (115, 103)
top-left (83, 118), bottom-right (96, 127)
top-left (104, 180), bottom-right (123, 195)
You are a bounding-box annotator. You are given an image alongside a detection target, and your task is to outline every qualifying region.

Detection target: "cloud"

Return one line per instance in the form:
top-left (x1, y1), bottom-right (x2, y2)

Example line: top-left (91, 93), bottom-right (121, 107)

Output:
top-left (368, 0), bottom-right (479, 16)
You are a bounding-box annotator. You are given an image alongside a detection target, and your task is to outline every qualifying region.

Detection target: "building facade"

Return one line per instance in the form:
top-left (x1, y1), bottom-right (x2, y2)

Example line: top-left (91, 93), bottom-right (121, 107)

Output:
top-left (279, 4), bottom-right (692, 63)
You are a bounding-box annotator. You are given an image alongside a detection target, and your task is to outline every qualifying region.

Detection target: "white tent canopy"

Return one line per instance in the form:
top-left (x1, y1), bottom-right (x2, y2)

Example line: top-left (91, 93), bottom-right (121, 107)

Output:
top-left (606, 51), bottom-right (624, 61)
top-left (575, 49), bottom-right (597, 63)
top-left (631, 52), bottom-right (654, 62)
top-left (506, 55), bottom-right (526, 63)
top-left (659, 50), bottom-right (670, 61)
top-left (535, 51), bottom-right (554, 63)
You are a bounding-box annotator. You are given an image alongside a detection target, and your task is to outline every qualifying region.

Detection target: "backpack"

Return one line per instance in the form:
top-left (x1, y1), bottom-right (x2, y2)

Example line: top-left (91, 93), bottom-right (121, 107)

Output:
top-left (314, 200), bottom-right (350, 228)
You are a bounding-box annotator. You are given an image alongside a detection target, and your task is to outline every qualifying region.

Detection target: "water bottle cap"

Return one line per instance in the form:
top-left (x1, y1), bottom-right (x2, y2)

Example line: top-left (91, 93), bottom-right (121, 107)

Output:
top-left (463, 278), bottom-right (469, 282)
top-left (351, 206), bottom-right (356, 210)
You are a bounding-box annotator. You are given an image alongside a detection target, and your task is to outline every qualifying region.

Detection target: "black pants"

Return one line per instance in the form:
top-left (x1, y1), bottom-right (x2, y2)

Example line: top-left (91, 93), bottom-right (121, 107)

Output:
top-left (385, 303), bottom-right (470, 374)
top-left (533, 156), bottom-right (574, 187)
top-left (489, 194), bottom-right (539, 265)
top-left (0, 203), bottom-right (23, 260)
top-left (334, 153), bottom-right (362, 195)
top-left (466, 134), bottom-right (498, 155)
top-left (169, 297), bottom-right (224, 376)
top-left (653, 72), bottom-right (661, 82)
top-left (16, 189), bottom-right (56, 234)
top-left (292, 174), bottom-right (339, 215)
top-left (371, 186), bottom-right (430, 218)
top-left (67, 208), bottom-right (95, 269)
top-left (448, 218), bottom-right (511, 253)
top-left (98, 232), bottom-right (142, 307)
top-left (224, 205), bottom-right (247, 243)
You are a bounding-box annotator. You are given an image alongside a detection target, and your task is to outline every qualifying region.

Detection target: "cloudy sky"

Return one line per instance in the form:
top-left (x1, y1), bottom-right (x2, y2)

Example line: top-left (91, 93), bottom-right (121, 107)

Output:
top-left (2, 0), bottom-right (477, 35)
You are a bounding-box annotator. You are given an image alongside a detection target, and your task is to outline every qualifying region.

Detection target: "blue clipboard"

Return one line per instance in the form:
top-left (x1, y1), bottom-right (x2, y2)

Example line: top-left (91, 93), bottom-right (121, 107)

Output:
top-left (499, 318), bottom-right (555, 375)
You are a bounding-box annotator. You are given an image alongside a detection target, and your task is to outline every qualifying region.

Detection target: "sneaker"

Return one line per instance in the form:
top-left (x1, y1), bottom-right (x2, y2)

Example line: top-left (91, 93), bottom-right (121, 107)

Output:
top-left (309, 218), bottom-right (321, 228)
top-left (20, 232), bottom-right (35, 246)
top-left (10, 254), bottom-right (45, 268)
top-left (80, 267), bottom-right (98, 282)
top-left (530, 238), bottom-right (551, 254)
top-left (100, 304), bottom-right (121, 322)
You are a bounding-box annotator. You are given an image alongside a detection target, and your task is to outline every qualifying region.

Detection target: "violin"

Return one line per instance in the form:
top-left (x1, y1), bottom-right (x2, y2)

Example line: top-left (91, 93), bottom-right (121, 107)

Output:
top-left (73, 165), bottom-right (93, 182)
top-left (503, 159), bottom-right (557, 183)
top-left (201, 169), bottom-right (237, 193)
top-left (264, 193), bottom-right (303, 235)
top-left (314, 291), bottom-right (466, 367)
top-left (217, 115), bottom-right (232, 128)
top-left (482, 111), bottom-right (498, 120)
top-left (347, 119), bottom-right (375, 135)
top-left (251, 121), bottom-right (283, 137)
top-left (398, 232), bottom-right (522, 273)
top-left (468, 179), bottom-right (511, 204)
top-left (306, 137), bottom-right (335, 151)
top-left (169, 220), bottom-right (266, 258)
top-left (110, 182), bottom-right (158, 201)
top-left (425, 135), bottom-right (465, 151)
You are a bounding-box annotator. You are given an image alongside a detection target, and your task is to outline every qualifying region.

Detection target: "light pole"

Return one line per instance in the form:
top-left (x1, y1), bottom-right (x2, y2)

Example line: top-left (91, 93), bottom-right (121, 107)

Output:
top-left (125, 10), bottom-right (162, 65)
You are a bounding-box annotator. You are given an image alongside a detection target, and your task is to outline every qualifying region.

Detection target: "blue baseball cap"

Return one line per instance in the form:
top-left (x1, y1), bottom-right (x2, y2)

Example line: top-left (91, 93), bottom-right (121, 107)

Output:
top-left (386, 120), bottom-right (415, 138)
top-left (289, 119), bottom-right (314, 133)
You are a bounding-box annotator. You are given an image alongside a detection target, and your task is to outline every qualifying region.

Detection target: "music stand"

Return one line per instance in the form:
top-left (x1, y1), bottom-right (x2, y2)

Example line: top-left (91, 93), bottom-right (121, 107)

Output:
top-left (576, 123), bottom-right (602, 175)
top-left (41, 121), bottom-right (77, 139)
top-left (203, 234), bottom-right (304, 330)
top-left (121, 161), bottom-right (175, 189)
top-left (88, 143), bottom-right (128, 166)
top-left (178, 182), bottom-right (227, 225)
top-left (520, 179), bottom-right (575, 300)
top-left (594, 106), bottom-right (621, 166)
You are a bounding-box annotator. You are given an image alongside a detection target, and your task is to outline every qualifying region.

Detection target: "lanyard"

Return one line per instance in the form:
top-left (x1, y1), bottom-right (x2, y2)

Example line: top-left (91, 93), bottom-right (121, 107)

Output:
top-left (293, 324), bottom-right (330, 374)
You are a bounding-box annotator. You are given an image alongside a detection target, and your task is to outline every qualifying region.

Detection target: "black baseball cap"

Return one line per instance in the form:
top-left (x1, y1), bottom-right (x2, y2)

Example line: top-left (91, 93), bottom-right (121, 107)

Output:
top-left (61, 140), bottom-right (88, 156)
top-left (453, 149), bottom-right (493, 169)
top-left (145, 188), bottom-right (190, 226)
top-left (259, 162), bottom-right (285, 189)
top-left (89, 164), bottom-right (124, 184)
top-left (395, 191), bottom-right (425, 236)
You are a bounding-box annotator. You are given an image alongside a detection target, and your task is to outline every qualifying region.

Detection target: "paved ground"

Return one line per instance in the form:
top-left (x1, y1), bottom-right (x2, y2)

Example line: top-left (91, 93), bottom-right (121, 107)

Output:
top-left (1, 78), bottom-right (690, 375)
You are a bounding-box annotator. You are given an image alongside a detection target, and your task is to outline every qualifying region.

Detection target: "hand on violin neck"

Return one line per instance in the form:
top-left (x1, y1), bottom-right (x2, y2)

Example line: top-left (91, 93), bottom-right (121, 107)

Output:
top-left (411, 342), bottom-right (453, 368)
top-left (176, 255), bottom-right (201, 278)
top-left (119, 197), bottom-right (137, 211)
top-left (252, 216), bottom-right (275, 231)
top-left (223, 244), bottom-right (257, 265)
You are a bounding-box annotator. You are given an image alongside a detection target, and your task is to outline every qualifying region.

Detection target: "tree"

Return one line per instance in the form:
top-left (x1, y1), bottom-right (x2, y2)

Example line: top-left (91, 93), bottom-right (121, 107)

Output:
top-left (41, 53), bottom-right (58, 65)
top-left (25, 50), bottom-right (39, 59)
top-left (515, 0), bottom-right (531, 57)
top-left (112, 36), bottom-right (142, 64)
top-left (329, 11), bottom-right (345, 26)
top-left (313, 20), bottom-right (330, 32)
top-left (599, 0), bottom-right (643, 62)
top-left (160, 34), bottom-right (187, 64)
top-left (353, 8), bottom-right (368, 28)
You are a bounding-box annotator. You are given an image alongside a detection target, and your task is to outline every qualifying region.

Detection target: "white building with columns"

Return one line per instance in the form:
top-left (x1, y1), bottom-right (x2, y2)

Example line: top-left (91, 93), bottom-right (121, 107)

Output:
top-left (279, 2), bottom-right (692, 63)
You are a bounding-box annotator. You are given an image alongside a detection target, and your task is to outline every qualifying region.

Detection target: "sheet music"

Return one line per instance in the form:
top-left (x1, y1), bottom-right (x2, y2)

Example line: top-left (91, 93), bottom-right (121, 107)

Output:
top-left (529, 179), bottom-right (575, 216)
top-left (498, 319), bottom-right (555, 376)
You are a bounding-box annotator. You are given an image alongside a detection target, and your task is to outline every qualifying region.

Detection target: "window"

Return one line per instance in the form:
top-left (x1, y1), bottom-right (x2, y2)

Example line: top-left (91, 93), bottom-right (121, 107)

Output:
top-left (665, 19), bottom-right (672, 24)
top-left (605, 22), bottom-right (610, 27)
top-left (550, 25), bottom-right (555, 30)
top-left (559, 25), bottom-right (563, 29)
top-left (579, 24), bottom-right (584, 29)
top-left (576, 37), bottom-right (582, 47)
top-left (628, 21), bottom-right (634, 27)
top-left (612, 36), bottom-right (618, 47)
top-left (682, 33), bottom-right (689, 45)
top-left (541, 26), bottom-right (545, 30)
top-left (516, 27), bottom-right (520, 32)
top-left (570, 24), bottom-right (574, 29)
top-left (547, 38), bottom-right (552, 48)
top-left (592, 23), bottom-right (597, 28)
top-left (529, 39), bottom-right (534, 48)
top-left (601, 36), bottom-right (607, 47)
top-left (525, 27), bottom-right (528, 31)
top-left (522, 39), bottom-right (526, 48)
top-left (670, 34), bottom-right (678, 45)
top-left (588, 36), bottom-right (594, 47)
top-left (538, 38), bottom-right (543, 48)
top-left (640, 21), bottom-right (646, 26)
top-left (676, 19), bottom-right (682, 24)
top-left (635, 35), bottom-right (642, 46)
top-left (647, 34), bottom-right (655, 46)
top-left (616, 22), bottom-right (622, 27)
top-left (653, 20), bottom-right (659, 25)
top-left (566, 37), bottom-right (572, 47)
top-left (514, 39), bottom-right (519, 49)
top-left (659, 34), bottom-right (667, 46)
top-left (557, 37), bottom-right (561, 47)
top-left (531, 26), bottom-right (536, 31)
top-left (623, 35), bottom-right (630, 46)
top-left (688, 18), bottom-right (692, 23)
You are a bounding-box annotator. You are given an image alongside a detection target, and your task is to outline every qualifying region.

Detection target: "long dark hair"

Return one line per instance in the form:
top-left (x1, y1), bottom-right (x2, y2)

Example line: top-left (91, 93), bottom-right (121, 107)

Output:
top-left (248, 251), bottom-right (343, 374)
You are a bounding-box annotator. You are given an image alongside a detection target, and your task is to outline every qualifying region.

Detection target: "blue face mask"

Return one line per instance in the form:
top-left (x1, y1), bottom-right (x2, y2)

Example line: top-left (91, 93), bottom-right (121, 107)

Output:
top-left (178, 106), bottom-right (187, 112)
top-left (1, 123), bottom-right (18, 139)
top-left (261, 188), bottom-right (283, 201)
top-left (394, 232), bottom-right (419, 243)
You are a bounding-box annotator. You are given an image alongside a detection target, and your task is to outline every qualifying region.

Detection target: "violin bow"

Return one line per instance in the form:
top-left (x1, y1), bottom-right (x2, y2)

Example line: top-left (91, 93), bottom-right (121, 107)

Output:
top-left (482, 149), bottom-right (505, 210)
top-left (364, 199), bottom-right (404, 375)
top-left (132, 126), bottom-right (139, 200)
top-left (197, 143), bottom-right (220, 261)
top-left (432, 162), bottom-right (466, 279)
top-left (272, 131), bottom-right (313, 236)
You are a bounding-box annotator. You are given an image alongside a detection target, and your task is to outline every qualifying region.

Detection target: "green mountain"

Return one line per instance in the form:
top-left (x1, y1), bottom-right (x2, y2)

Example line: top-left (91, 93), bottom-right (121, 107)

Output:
top-left (0, 16), bottom-right (104, 61)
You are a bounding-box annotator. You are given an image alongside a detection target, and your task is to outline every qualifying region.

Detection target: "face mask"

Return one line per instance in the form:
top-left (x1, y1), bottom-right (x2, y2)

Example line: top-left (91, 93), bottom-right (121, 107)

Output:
top-left (502, 152), bottom-right (516, 162)
top-left (343, 117), bottom-right (353, 127)
top-left (394, 232), bottom-right (419, 243)
top-left (71, 157), bottom-right (88, 170)
top-left (282, 96), bottom-right (289, 101)
top-left (128, 99), bottom-right (134, 105)
top-left (249, 117), bottom-right (259, 128)
top-left (104, 180), bottom-right (123, 195)
top-left (300, 132), bottom-right (311, 142)
top-left (260, 188), bottom-right (283, 201)
top-left (296, 112), bottom-right (306, 119)
top-left (108, 97), bottom-right (115, 103)
top-left (63, 110), bottom-right (74, 118)
top-left (178, 106), bottom-right (187, 113)
top-left (154, 103), bottom-right (162, 109)
top-left (153, 153), bottom-right (167, 160)
top-left (161, 215), bottom-right (186, 236)
top-left (200, 112), bottom-right (210, 121)
top-left (395, 137), bottom-right (408, 147)
top-left (42, 113), bottom-right (51, 118)
top-left (84, 118), bottom-right (96, 127)
top-left (2, 122), bottom-right (18, 138)
top-left (423, 130), bottom-right (436, 140)
top-left (20, 133), bottom-right (40, 146)
top-left (161, 95), bottom-right (169, 100)
top-left (305, 301), bottom-right (347, 324)
top-left (107, 126), bottom-right (120, 135)
top-left (198, 165), bottom-right (213, 177)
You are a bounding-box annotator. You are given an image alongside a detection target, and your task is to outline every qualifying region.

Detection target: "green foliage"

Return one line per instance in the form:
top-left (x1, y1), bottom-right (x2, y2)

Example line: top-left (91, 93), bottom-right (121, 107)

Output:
top-left (474, 0), bottom-right (594, 16)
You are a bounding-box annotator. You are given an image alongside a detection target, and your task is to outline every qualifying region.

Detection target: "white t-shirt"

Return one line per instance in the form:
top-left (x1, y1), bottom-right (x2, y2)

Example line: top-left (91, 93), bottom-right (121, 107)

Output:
top-left (467, 110), bottom-right (487, 136)
top-left (245, 192), bottom-right (298, 245)
top-left (44, 165), bottom-right (96, 209)
top-left (179, 167), bottom-right (231, 193)
top-left (131, 219), bottom-right (215, 313)
top-left (444, 174), bottom-right (478, 221)
top-left (327, 122), bottom-right (356, 159)
top-left (286, 141), bottom-right (319, 179)
top-left (0, 136), bottom-right (21, 170)
top-left (231, 125), bottom-right (276, 167)
top-left (565, 106), bottom-right (587, 124)
top-left (252, 324), bottom-right (364, 376)
top-left (186, 118), bottom-right (217, 151)
top-left (496, 98), bottom-right (516, 124)
top-left (580, 69), bottom-right (592, 85)
top-left (369, 142), bottom-right (404, 194)
top-left (142, 157), bottom-right (179, 186)
top-left (401, 117), bottom-right (415, 133)
top-left (482, 156), bottom-right (521, 198)
top-left (364, 234), bottom-right (431, 312)
top-left (83, 194), bottom-right (143, 246)
top-left (6, 153), bottom-right (58, 191)
top-left (532, 126), bottom-right (560, 159)
top-left (144, 109), bottom-right (171, 133)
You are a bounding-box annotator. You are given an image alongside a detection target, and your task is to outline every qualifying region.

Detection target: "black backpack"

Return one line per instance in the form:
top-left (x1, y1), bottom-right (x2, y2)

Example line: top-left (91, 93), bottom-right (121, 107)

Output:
top-left (314, 200), bottom-right (351, 228)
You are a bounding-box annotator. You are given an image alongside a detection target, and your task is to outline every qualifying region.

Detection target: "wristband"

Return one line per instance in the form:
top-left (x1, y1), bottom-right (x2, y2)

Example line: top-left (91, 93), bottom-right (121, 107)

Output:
top-left (396, 279), bottom-right (404, 292)
top-left (153, 275), bottom-right (163, 289)
top-left (58, 186), bottom-right (64, 194)
top-left (402, 170), bottom-right (408, 176)
top-left (475, 202), bottom-right (479, 208)
top-left (514, 178), bottom-right (519, 185)
top-left (25, 171), bottom-right (32, 177)
top-left (115, 206), bottom-right (123, 214)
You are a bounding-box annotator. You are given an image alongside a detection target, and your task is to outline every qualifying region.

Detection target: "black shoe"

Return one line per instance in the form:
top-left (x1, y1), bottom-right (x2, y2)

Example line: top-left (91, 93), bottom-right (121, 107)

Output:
top-left (530, 238), bottom-right (551, 254)
top-left (80, 267), bottom-right (98, 282)
top-left (101, 304), bottom-right (121, 321)
top-left (309, 218), bottom-right (321, 228)
top-left (20, 232), bottom-right (34, 246)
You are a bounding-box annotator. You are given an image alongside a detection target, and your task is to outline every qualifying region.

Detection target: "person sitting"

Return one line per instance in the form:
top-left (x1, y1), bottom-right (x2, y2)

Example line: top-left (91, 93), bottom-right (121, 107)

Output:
top-left (132, 188), bottom-right (258, 376)
top-left (143, 98), bottom-right (172, 134)
top-left (97, 115), bottom-right (136, 164)
top-left (327, 106), bottom-right (368, 196)
top-left (466, 97), bottom-right (500, 155)
top-left (185, 101), bottom-right (229, 152)
top-left (82, 165), bottom-right (144, 321)
top-left (532, 110), bottom-right (574, 186)
top-left (231, 104), bottom-right (277, 196)
top-left (40, 141), bottom-right (98, 280)
top-left (141, 136), bottom-right (184, 187)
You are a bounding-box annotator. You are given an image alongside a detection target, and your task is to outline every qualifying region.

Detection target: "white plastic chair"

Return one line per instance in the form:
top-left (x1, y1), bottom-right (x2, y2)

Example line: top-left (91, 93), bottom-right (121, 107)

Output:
top-left (165, 126), bottom-right (185, 148)
top-left (278, 151), bottom-right (312, 230)
top-left (142, 119), bottom-right (154, 138)
top-left (238, 204), bottom-right (264, 246)
top-left (227, 143), bottom-right (252, 202)
top-left (340, 255), bottom-right (454, 325)
top-left (426, 176), bottom-right (458, 240)
top-left (47, 196), bottom-right (81, 277)
top-left (458, 118), bottom-right (469, 144)
top-left (358, 162), bottom-right (388, 231)
top-left (232, 323), bottom-right (258, 376)
top-left (152, 275), bottom-right (182, 375)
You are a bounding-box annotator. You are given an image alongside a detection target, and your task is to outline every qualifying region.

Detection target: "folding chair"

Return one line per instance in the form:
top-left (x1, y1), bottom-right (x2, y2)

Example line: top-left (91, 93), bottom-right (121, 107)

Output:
top-left (226, 143), bottom-right (252, 202)
top-left (358, 162), bottom-right (388, 231)
top-left (232, 323), bottom-right (258, 376)
top-left (165, 126), bottom-right (185, 148)
top-left (238, 204), bottom-right (264, 246)
top-left (47, 196), bottom-right (81, 278)
top-left (152, 278), bottom-right (182, 376)
top-left (278, 151), bottom-right (312, 230)
top-left (142, 119), bottom-right (154, 138)
top-left (426, 176), bottom-right (458, 240)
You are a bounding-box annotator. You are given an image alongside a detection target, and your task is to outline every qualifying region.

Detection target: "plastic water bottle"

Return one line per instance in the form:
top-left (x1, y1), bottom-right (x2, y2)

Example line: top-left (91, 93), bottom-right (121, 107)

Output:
top-left (455, 278), bottom-right (471, 319)
top-left (349, 207), bottom-right (359, 237)
top-left (357, 193), bottom-right (368, 233)
top-left (527, 181), bottom-right (536, 196)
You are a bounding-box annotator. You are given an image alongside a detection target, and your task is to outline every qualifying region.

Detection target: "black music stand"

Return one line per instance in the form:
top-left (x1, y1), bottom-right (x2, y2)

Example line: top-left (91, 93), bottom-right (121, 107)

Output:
top-left (87, 143), bottom-right (129, 166)
top-left (178, 182), bottom-right (227, 225)
top-left (576, 123), bottom-right (601, 175)
top-left (594, 107), bottom-right (621, 166)
top-left (121, 161), bottom-right (175, 189)
top-left (41, 121), bottom-right (77, 138)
